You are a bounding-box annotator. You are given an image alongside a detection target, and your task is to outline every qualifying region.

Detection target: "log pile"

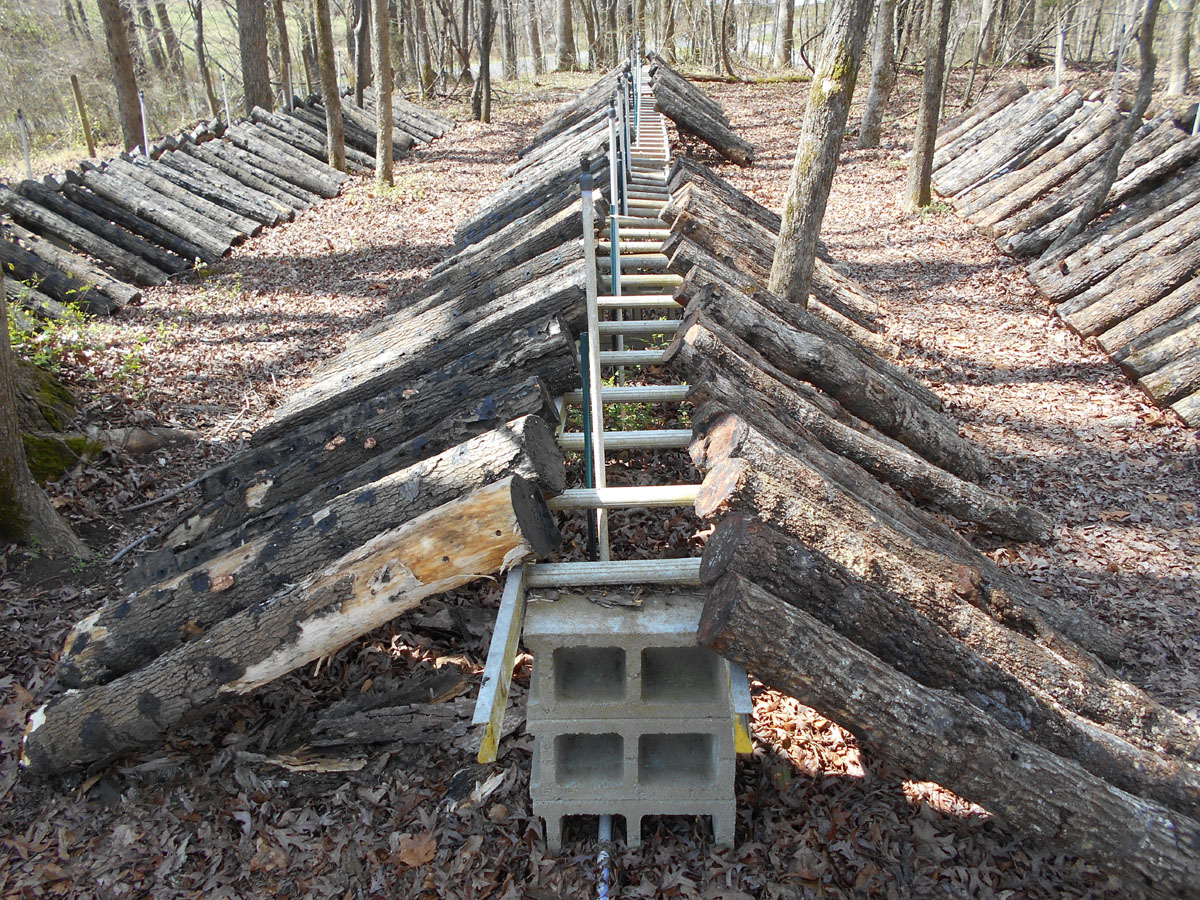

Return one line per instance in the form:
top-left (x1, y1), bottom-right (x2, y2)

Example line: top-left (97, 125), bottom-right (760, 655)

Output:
top-left (933, 84), bottom-right (1200, 427)
top-left (2, 92), bottom-right (450, 320)
top-left (664, 157), bottom-right (1200, 895)
top-left (23, 84), bottom-right (592, 778)
top-left (647, 54), bottom-right (756, 166)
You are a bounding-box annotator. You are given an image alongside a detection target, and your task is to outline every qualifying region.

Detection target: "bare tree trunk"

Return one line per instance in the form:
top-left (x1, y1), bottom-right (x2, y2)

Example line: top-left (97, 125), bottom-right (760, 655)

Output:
top-left (963, 0), bottom-right (995, 105)
top-left (300, 1), bottom-right (319, 93)
top-left (63, 0), bottom-right (81, 38)
top-left (315, 0), bottom-right (347, 168)
top-left (903, 0), bottom-right (953, 210)
top-left (479, 0), bottom-right (496, 121)
top-left (135, 0), bottom-right (169, 72)
top-left (354, 0), bottom-right (372, 104)
top-left (1168, 0), bottom-right (1196, 96)
top-left (768, 0), bottom-right (874, 307)
top-left (772, 0), bottom-right (794, 67)
top-left (0, 267), bottom-right (88, 558)
top-left (661, 0), bottom-right (676, 59)
top-left (555, 0), bottom-right (577, 68)
top-left (500, 0), bottom-right (519, 77)
top-left (527, 0), bottom-right (545, 72)
top-left (858, 0), bottom-right (896, 147)
top-left (154, 0), bottom-right (188, 85)
top-left (375, 0), bottom-right (394, 182)
top-left (270, 0), bottom-right (293, 105)
top-left (98, 0), bottom-right (145, 150)
top-left (413, 0), bottom-right (436, 94)
top-left (238, 0), bottom-right (274, 113)
top-left (1049, 0), bottom-right (1162, 254)
top-left (188, 0), bottom-right (221, 117)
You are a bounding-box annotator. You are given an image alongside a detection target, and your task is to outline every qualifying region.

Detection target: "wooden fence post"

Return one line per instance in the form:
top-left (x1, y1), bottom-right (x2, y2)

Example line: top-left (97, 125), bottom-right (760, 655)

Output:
top-left (70, 75), bottom-right (96, 158)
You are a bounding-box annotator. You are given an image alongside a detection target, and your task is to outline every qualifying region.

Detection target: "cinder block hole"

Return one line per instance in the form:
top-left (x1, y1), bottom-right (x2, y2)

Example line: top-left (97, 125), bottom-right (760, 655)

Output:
top-left (641, 646), bottom-right (722, 703)
top-left (638, 733), bottom-right (715, 786)
top-left (639, 814), bottom-right (715, 845)
top-left (561, 814), bottom-right (628, 845)
top-left (553, 646), bottom-right (625, 702)
top-left (555, 732), bottom-right (623, 787)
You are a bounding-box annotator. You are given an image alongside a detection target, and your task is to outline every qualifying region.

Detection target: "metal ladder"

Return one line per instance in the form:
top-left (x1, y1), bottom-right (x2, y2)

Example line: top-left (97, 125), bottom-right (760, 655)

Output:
top-left (474, 56), bottom-right (750, 775)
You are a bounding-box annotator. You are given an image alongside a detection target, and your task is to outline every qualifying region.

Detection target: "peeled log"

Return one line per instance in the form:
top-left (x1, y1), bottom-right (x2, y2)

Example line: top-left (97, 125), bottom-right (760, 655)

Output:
top-left (22, 475), bottom-right (559, 777)
top-left (59, 416), bottom-right (565, 688)
top-left (697, 574), bottom-right (1200, 899)
top-left (701, 516), bottom-right (1200, 818)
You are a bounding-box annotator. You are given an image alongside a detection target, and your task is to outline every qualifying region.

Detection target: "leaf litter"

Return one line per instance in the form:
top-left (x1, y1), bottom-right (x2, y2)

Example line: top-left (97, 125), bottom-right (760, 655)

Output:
top-left (1, 69), bottom-right (1196, 897)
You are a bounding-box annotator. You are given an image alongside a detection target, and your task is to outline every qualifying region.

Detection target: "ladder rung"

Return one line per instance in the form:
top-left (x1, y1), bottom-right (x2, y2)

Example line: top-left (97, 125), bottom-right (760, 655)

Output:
top-left (597, 241), bottom-right (663, 253)
top-left (596, 295), bottom-right (680, 309)
top-left (601, 273), bottom-right (683, 290)
top-left (628, 199), bottom-right (668, 210)
top-left (596, 318), bottom-right (680, 335)
top-left (613, 229), bottom-right (671, 240)
top-left (563, 384), bottom-right (689, 403)
top-left (558, 429), bottom-right (692, 451)
top-left (547, 485), bottom-right (700, 510)
top-left (611, 213), bottom-right (664, 224)
top-left (597, 254), bottom-right (670, 272)
top-left (525, 558), bottom-right (702, 587)
top-left (628, 189), bottom-right (670, 201)
top-left (598, 349), bottom-right (667, 365)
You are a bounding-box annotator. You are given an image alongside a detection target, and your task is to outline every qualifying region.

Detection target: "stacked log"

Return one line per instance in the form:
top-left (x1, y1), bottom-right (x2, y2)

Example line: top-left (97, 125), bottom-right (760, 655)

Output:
top-left (647, 54), bottom-right (756, 166)
top-left (934, 83), bottom-right (1200, 427)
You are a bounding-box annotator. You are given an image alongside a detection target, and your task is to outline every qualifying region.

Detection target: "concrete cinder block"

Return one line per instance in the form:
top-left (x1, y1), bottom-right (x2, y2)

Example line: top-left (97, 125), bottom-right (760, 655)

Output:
top-left (534, 797), bottom-right (737, 853)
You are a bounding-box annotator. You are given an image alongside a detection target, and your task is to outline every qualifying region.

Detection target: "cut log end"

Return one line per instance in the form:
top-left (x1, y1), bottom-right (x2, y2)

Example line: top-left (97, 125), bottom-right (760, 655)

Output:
top-left (693, 457), bottom-right (746, 520)
top-left (510, 474), bottom-right (561, 558)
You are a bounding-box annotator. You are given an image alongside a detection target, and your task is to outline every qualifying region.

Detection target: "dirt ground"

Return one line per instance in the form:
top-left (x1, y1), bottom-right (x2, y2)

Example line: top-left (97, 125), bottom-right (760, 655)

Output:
top-left (2, 66), bottom-right (1198, 899)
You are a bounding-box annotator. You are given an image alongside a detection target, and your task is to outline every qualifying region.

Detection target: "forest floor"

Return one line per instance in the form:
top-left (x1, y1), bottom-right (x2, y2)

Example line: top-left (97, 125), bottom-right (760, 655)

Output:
top-left (2, 66), bottom-right (1199, 899)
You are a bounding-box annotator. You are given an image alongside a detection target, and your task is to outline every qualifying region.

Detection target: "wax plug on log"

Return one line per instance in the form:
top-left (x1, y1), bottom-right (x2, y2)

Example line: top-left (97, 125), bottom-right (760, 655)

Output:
top-left (22, 476), bottom-right (559, 776)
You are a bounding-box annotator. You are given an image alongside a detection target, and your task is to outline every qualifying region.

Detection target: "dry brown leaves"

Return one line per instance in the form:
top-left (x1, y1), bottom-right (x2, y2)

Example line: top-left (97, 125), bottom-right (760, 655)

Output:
top-left (1, 68), bottom-right (1195, 899)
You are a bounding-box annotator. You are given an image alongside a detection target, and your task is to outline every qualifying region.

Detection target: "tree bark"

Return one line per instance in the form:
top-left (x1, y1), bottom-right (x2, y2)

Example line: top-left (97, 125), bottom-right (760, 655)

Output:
top-left (238, 0), bottom-right (274, 114)
top-left (554, 0), bottom-right (577, 69)
top-left (0, 268), bottom-right (89, 558)
top-left (697, 574), bottom-right (1200, 898)
top-left (1047, 0), bottom-right (1162, 255)
top-left (651, 81), bottom-right (755, 164)
top-left (479, 0), bottom-right (495, 122)
top-left (97, 0), bottom-right (144, 151)
top-left (135, 0), bottom-right (169, 72)
top-left (768, 0), bottom-right (874, 307)
top-left (60, 180), bottom-right (213, 262)
top-left (3, 223), bottom-right (135, 313)
top-left (527, 0), bottom-right (544, 73)
top-left (60, 417), bottom-right (564, 688)
top-left (904, 0), bottom-right (959, 211)
top-left (666, 320), bottom-right (1050, 541)
top-left (23, 476), bottom-right (559, 777)
top-left (189, 0), bottom-right (222, 118)
top-left (375, 0), bottom-right (395, 180)
top-left (178, 140), bottom-right (317, 210)
top-left (858, 0), bottom-right (896, 147)
top-left (155, 0), bottom-right (187, 84)
top-left (700, 516), bottom-right (1200, 817)
top-left (109, 157), bottom-right (261, 238)
top-left (310, 0), bottom-right (346, 170)
top-left (1168, 0), bottom-right (1196, 96)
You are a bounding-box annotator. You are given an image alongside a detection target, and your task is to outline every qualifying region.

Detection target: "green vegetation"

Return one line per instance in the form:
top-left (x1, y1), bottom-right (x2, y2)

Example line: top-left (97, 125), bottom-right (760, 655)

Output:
top-left (21, 431), bottom-right (102, 483)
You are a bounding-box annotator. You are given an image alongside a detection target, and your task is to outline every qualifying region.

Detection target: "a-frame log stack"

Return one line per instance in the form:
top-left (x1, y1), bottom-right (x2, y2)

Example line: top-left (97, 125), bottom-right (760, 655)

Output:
top-left (932, 83), bottom-right (1200, 427)
top-left (2, 91), bottom-right (450, 319)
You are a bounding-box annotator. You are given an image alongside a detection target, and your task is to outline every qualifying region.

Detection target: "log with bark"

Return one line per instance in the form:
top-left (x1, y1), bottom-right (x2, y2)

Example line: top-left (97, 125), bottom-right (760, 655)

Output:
top-left (647, 54), bottom-right (733, 127)
top-left (1138, 348), bottom-right (1200, 406)
top-left (934, 82), bottom-right (1029, 157)
top-left (21, 475), bottom-right (560, 776)
top-left (60, 416), bottom-right (565, 688)
top-left (233, 121), bottom-right (358, 184)
top-left (653, 83), bottom-right (755, 166)
top-left (677, 278), bottom-right (984, 481)
top-left (76, 167), bottom-right (232, 262)
top-left (692, 421), bottom-right (1125, 666)
top-left (697, 574), bottom-right (1200, 898)
top-left (180, 139), bottom-right (318, 210)
top-left (249, 107), bottom-right (375, 173)
top-left (932, 89), bottom-right (1049, 173)
top-left (155, 370), bottom-right (567, 570)
top-left (289, 103), bottom-right (380, 161)
top-left (1109, 293), bottom-right (1200, 365)
top-left (147, 152), bottom-right (291, 226)
top-left (3, 223), bottom-right (133, 313)
top-left (700, 515), bottom-right (1200, 817)
top-left (0, 231), bottom-right (117, 313)
top-left (3, 273), bottom-right (67, 320)
top-left (259, 265), bottom-right (587, 438)
top-left (109, 157), bottom-right (263, 238)
top-left (338, 98), bottom-right (414, 157)
top-left (1172, 390), bottom-right (1200, 426)
top-left (519, 67), bottom-right (621, 154)
top-left (507, 118), bottom-right (607, 181)
top-left (665, 315), bottom-right (1050, 541)
top-left (0, 185), bottom-right (170, 286)
top-left (219, 127), bottom-right (344, 198)
top-left (13, 181), bottom-right (190, 274)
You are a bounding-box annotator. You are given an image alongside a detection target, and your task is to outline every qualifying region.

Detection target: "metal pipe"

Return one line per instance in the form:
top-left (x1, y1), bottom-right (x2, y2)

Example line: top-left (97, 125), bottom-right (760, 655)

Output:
top-left (15, 110), bottom-right (32, 180)
top-left (138, 90), bottom-right (150, 156)
top-left (221, 73), bottom-right (231, 124)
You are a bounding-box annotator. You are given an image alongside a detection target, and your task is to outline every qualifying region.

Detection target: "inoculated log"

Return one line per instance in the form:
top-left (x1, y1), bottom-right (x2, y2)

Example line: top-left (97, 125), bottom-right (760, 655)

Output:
top-left (700, 516), bottom-right (1200, 817)
top-left (180, 140), bottom-right (317, 210)
top-left (666, 315), bottom-right (1049, 541)
top-left (653, 84), bottom-right (755, 166)
top-left (933, 88), bottom-right (1045, 173)
top-left (934, 82), bottom-right (1030, 155)
top-left (519, 68), bottom-right (621, 154)
top-left (933, 91), bottom-right (1084, 197)
top-left (1110, 298), bottom-right (1200, 370)
top-left (249, 107), bottom-right (375, 173)
top-left (0, 236), bottom-right (109, 312)
top-left (260, 264), bottom-right (587, 438)
top-left (667, 157), bottom-right (780, 235)
top-left (146, 153), bottom-right (289, 227)
top-left (59, 181), bottom-right (210, 263)
top-left (0, 186), bottom-right (169, 287)
top-left (647, 54), bottom-right (732, 127)
top-left (338, 98), bottom-right (414, 157)
top-left (697, 574), bottom-right (1200, 899)
top-left (3, 274), bottom-right (67, 320)
top-left (1138, 349), bottom-right (1200, 406)
top-left (1172, 390), bottom-right (1200, 426)
top-left (157, 148), bottom-right (296, 219)
top-left (60, 416), bottom-right (565, 688)
top-left (680, 280), bottom-right (984, 481)
top-left (238, 122), bottom-right (359, 179)
top-left (14, 181), bottom-right (189, 274)
top-left (110, 158), bottom-right (262, 238)
top-left (21, 475), bottom-right (560, 777)
top-left (77, 168), bottom-right (232, 262)
top-left (507, 118), bottom-right (606, 181)
top-left (220, 127), bottom-right (343, 198)
top-left (289, 103), bottom-right (380, 161)
top-left (1100, 278), bottom-right (1200, 354)
top-left (3, 224), bottom-right (132, 313)
top-left (161, 370), bottom-right (567, 567)
top-left (694, 430), bottom-right (1123, 666)
top-left (361, 92), bottom-right (440, 144)
top-left (1059, 237), bottom-right (1200, 337)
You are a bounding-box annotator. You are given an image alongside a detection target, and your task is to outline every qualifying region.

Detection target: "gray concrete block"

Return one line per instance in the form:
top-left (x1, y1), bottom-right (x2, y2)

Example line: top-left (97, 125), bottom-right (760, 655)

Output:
top-left (534, 797), bottom-right (737, 853)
